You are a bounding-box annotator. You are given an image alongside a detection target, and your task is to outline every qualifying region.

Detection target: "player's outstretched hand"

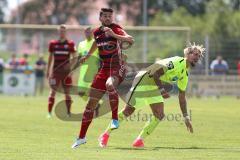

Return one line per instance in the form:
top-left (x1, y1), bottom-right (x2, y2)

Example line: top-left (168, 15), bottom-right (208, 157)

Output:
top-left (126, 35), bottom-right (134, 44)
top-left (161, 90), bottom-right (170, 99)
top-left (184, 117), bottom-right (193, 133)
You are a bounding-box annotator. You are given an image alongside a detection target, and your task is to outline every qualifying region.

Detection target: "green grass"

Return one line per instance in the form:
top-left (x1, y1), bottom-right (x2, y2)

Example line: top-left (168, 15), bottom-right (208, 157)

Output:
top-left (0, 95), bottom-right (240, 160)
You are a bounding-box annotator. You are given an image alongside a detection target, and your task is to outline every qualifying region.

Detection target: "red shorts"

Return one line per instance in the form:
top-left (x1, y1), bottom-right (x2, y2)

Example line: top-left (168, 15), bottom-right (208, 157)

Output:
top-left (49, 74), bottom-right (72, 90)
top-left (91, 66), bottom-right (126, 91)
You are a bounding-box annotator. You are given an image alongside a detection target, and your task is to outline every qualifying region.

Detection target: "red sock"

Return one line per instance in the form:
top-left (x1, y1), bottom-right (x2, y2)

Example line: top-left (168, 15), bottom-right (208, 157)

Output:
top-left (65, 99), bottom-right (72, 114)
top-left (48, 97), bottom-right (55, 113)
top-left (108, 89), bottom-right (119, 120)
top-left (79, 108), bottom-right (94, 139)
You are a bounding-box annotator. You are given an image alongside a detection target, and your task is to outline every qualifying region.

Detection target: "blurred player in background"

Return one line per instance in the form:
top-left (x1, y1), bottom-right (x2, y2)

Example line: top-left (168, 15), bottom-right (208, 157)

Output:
top-left (77, 27), bottom-right (101, 116)
top-left (237, 59), bottom-right (240, 77)
top-left (46, 24), bottom-right (76, 118)
top-left (18, 53), bottom-right (29, 66)
top-left (34, 54), bottom-right (46, 95)
top-left (210, 55), bottom-right (229, 75)
top-left (99, 43), bottom-right (205, 148)
top-left (72, 8), bottom-right (134, 148)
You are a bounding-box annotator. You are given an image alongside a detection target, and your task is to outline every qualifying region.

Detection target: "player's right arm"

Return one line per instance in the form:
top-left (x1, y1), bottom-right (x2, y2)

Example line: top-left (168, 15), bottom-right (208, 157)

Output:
top-left (46, 53), bottom-right (53, 79)
top-left (46, 42), bottom-right (54, 79)
top-left (151, 67), bottom-right (170, 99)
top-left (178, 90), bottom-right (193, 133)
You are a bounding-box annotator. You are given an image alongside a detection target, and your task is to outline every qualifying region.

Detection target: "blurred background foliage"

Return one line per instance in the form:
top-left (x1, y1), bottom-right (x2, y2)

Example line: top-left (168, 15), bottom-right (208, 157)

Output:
top-left (1, 0), bottom-right (240, 68)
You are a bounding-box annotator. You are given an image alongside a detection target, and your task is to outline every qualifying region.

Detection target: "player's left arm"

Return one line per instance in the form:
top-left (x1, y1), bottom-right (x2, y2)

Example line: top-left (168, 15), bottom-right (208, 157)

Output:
top-left (151, 68), bottom-right (170, 99)
top-left (104, 27), bottom-right (134, 44)
top-left (178, 90), bottom-right (193, 133)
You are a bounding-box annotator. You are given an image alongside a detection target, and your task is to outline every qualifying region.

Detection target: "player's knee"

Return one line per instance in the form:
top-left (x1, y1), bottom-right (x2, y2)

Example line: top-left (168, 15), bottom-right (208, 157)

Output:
top-left (106, 77), bottom-right (116, 91)
top-left (84, 107), bottom-right (95, 113)
top-left (106, 83), bottom-right (114, 91)
top-left (86, 98), bottom-right (99, 110)
top-left (154, 112), bottom-right (165, 121)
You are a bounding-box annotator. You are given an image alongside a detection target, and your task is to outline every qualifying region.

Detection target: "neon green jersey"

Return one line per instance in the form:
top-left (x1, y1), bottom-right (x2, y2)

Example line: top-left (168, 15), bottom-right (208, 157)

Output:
top-left (77, 39), bottom-right (99, 89)
top-left (147, 56), bottom-right (189, 91)
top-left (77, 39), bottom-right (99, 57)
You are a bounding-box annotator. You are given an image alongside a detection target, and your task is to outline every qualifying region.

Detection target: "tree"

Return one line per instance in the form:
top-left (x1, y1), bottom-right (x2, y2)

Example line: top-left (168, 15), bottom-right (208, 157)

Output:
top-left (150, 0), bottom-right (240, 69)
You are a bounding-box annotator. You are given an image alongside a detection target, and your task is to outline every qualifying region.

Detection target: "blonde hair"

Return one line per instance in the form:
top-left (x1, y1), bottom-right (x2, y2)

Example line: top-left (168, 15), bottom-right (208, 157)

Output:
top-left (184, 42), bottom-right (206, 58)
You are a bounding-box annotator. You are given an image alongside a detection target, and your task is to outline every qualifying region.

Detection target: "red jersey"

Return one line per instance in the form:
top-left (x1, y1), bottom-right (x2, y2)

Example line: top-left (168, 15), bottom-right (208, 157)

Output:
top-left (93, 23), bottom-right (125, 69)
top-left (48, 39), bottom-right (75, 74)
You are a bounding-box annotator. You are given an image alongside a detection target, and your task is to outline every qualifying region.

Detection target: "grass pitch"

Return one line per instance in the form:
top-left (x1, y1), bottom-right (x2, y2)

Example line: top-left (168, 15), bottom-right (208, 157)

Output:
top-left (0, 95), bottom-right (239, 160)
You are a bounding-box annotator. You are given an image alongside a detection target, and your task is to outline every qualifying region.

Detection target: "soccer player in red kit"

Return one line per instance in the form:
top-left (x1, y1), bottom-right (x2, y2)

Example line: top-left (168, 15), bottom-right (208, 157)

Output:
top-left (71, 8), bottom-right (134, 148)
top-left (46, 24), bottom-right (76, 118)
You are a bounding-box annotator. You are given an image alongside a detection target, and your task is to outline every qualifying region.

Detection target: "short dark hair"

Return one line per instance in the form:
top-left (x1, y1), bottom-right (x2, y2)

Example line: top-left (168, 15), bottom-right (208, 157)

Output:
top-left (100, 8), bottom-right (113, 16)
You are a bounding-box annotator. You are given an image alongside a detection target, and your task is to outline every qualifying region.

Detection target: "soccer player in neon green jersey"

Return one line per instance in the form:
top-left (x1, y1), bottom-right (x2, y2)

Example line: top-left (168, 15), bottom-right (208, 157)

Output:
top-left (77, 27), bottom-right (100, 115)
top-left (99, 43), bottom-right (206, 148)
top-left (78, 27), bottom-right (99, 99)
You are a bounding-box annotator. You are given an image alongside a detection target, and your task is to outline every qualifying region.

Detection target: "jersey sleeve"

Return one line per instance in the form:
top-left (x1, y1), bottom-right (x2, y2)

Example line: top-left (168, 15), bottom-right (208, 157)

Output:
top-left (165, 56), bottom-right (184, 73)
top-left (172, 57), bottom-right (188, 91)
top-left (48, 41), bottom-right (54, 53)
top-left (114, 27), bottom-right (125, 36)
top-left (177, 71), bottom-right (188, 91)
top-left (147, 61), bottom-right (168, 77)
top-left (150, 57), bottom-right (179, 75)
top-left (112, 24), bottom-right (126, 36)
